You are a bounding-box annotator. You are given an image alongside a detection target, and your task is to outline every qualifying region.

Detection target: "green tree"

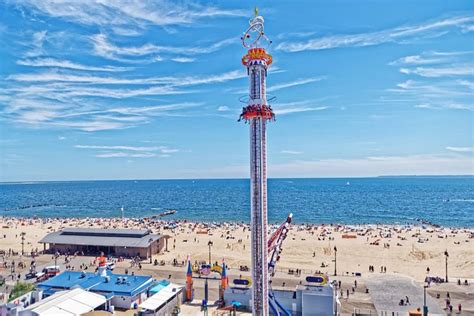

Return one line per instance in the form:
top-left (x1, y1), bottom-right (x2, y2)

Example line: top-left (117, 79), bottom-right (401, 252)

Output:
top-left (9, 282), bottom-right (35, 301)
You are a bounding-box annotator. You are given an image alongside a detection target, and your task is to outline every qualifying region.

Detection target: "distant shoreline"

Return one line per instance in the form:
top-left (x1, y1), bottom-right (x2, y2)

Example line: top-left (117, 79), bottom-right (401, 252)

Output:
top-left (1, 215), bottom-right (473, 230)
top-left (1, 174), bottom-right (473, 184)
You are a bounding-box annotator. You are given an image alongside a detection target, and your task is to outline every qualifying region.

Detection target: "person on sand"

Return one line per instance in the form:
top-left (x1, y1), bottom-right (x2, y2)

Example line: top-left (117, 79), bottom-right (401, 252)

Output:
top-left (405, 296), bottom-right (410, 305)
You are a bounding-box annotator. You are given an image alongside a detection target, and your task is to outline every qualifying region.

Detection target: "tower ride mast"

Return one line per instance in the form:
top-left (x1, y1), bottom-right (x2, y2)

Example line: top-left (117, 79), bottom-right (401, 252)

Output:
top-left (239, 9), bottom-right (275, 316)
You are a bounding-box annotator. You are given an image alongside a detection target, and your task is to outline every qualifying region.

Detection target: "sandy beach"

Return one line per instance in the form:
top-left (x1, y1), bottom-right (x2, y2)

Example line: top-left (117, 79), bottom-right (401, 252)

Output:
top-left (1, 217), bottom-right (473, 314)
top-left (1, 217), bottom-right (472, 281)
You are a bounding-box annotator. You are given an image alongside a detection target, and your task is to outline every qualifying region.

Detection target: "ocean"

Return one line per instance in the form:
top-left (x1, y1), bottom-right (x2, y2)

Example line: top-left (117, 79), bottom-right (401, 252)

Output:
top-left (0, 177), bottom-right (473, 227)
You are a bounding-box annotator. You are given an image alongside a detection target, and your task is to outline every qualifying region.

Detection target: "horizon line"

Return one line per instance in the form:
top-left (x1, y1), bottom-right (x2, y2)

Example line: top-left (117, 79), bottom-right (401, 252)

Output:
top-left (1, 174), bottom-right (473, 184)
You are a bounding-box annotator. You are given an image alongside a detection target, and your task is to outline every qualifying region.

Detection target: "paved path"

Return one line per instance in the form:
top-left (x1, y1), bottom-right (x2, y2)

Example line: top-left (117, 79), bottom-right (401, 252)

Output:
top-left (365, 274), bottom-right (445, 315)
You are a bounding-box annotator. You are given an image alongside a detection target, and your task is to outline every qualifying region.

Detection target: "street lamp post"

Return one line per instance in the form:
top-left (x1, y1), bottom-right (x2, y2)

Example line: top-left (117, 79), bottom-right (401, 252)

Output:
top-left (444, 250), bottom-right (449, 283)
top-left (208, 241), bottom-right (213, 265)
top-left (423, 284), bottom-right (429, 316)
top-left (334, 246), bottom-right (337, 276)
top-left (54, 251), bottom-right (59, 269)
top-left (20, 232), bottom-right (26, 256)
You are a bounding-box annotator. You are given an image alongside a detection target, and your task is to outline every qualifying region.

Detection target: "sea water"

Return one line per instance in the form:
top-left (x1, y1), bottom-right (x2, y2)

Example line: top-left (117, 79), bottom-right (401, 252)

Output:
top-left (0, 177), bottom-right (473, 227)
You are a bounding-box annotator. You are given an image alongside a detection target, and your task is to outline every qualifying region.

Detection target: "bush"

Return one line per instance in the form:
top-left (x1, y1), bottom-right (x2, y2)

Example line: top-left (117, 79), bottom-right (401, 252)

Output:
top-left (9, 282), bottom-right (35, 301)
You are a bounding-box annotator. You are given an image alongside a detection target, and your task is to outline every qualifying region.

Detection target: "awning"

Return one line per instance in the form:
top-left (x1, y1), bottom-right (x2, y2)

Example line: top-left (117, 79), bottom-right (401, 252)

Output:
top-left (139, 283), bottom-right (183, 311)
top-left (23, 288), bottom-right (106, 315)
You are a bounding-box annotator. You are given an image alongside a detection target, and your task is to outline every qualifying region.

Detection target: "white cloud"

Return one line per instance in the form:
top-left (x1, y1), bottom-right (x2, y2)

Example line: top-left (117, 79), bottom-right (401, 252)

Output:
top-left (178, 154), bottom-right (473, 178)
top-left (400, 64), bottom-right (474, 77)
top-left (446, 146), bottom-right (473, 153)
top-left (281, 150), bottom-right (303, 155)
top-left (415, 104), bottom-right (434, 109)
top-left (8, 69), bottom-right (244, 86)
top-left (217, 106), bottom-right (230, 112)
top-left (1, 95), bottom-right (201, 131)
top-left (95, 152), bottom-right (157, 158)
top-left (171, 57), bottom-right (195, 63)
top-left (76, 144), bottom-right (178, 158)
top-left (272, 101), bottom-right (329, 115)
top-left (267, 77), bottom-right (325, 92)
top-left (458, 80), bottom-right (474, 89)
top-left (75, 145), bottom-right (165, 151)
top-left (17, 58), bottom-right (131, 72)
top-left (389, 51), bottom-right (474, 66)
top-left (24, 30), bottom-right (47, 57)
top-left (47, 120), bottom-right (128, 132)
top-left (111, 27), bottom-right (143, 37)
top-left (390, 54), bottom-right (447, 66)
top-left (15, 0), bottom-right (245, 28)
top-left (387, 79), bottom-right (473, 111)
top-left (446, 103), bottom-right (474, 110)
top-left (276, 15), bottom-right (474, 52)
top-left (91, 33), bottom-right (234, 62)
top-left (274, 107), bottom-right (328, 115)
top-left (267, 154), bottom-right (473, 177)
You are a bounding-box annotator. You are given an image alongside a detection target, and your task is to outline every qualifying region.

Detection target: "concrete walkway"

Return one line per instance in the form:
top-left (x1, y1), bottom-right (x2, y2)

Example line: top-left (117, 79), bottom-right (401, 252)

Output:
top-left (365, 274), bottom-right (445, 315)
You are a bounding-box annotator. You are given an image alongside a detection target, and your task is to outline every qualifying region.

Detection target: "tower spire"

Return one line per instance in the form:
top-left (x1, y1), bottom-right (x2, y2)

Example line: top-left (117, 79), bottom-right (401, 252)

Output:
top-left (239, 10), bottom-right (273, 316)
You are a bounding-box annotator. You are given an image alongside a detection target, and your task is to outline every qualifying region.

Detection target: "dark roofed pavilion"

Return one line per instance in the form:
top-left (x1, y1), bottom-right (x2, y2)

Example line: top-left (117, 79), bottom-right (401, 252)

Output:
top-left (40, 227), bottom-right (170, 259)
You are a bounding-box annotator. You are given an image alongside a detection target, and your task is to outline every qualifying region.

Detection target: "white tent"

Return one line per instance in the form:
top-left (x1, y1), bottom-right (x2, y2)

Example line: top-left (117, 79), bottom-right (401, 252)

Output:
top-left (21, 288), bottom-right (106, 316)
top-left (139, 283), bottom-right (183, 312)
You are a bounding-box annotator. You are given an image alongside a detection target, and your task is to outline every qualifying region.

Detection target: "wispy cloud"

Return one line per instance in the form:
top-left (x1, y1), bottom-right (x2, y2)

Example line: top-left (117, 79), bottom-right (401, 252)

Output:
top-left (217, 106), bottom-right (230, 112)
top-left (91, 33), bottom-right (235, 62)
top-left (400, 64), bottom-right (474, 77)
top-left (15, 0), bottom-right (245, 28)
top-left (8, 69), bottom-right (243, 85)
top-left (281, 150), bottom-right (303, 155)
top-left (273, 101), bottom-right (329, 115)
top-left (17, 58), bottom-right (132, 72)
top-left (389, 80), bottom-right (473, 111)
top-left (458, 80), bottom-right (474, 90)
top-left (446, 146), bottom-right (473, 153)
top-left (276, 15), bottom-right (474, 52)
top-left (266, 77), bottom-right (325, 92)
top-left (75, 144), bottom-right (178, 158)
top-left (268, 154), bottom-right (474, 177)
top-left (5, 69), bottom-right (244, 102)
top-left (171, 57), bottom-right (195, 63)
top-left (183, 154), bottom-right (473, 178)
top-left (389, 51), bottom-right (473, 66)
top-left (386, 49), bottom-right (474, 111)
top-left (95, 152), bottom-right (162, 158)
top-left (75, 145), bottom-right (167, 151)
top-left (1, 96), bottom-right (202, 131)
top-left (24, 30), bottom-right (47, 57)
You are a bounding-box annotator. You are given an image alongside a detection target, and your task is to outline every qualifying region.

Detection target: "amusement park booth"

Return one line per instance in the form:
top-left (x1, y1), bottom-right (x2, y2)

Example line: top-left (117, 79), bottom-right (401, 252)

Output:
top-left (37, 270), bottom-right (155, 310)
top-left (224, 276), bottom-right (339, 316)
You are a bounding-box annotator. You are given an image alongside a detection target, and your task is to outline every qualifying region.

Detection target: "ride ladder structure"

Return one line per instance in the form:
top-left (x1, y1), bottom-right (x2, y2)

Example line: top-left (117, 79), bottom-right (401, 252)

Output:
top-left (239, 7), bottom-right (275, 316)
top-left (267, 213), bottom-right (293, 316)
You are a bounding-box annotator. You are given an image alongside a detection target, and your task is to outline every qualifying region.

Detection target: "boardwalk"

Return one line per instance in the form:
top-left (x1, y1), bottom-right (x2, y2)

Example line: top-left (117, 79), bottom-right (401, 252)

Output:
top-left (365, 274), bottom-right (445, 315)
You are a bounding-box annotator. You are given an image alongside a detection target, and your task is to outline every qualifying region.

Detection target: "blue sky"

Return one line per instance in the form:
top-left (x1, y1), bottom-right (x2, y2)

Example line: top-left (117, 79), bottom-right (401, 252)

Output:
top-left (0, 0), bottom-right (473, 181)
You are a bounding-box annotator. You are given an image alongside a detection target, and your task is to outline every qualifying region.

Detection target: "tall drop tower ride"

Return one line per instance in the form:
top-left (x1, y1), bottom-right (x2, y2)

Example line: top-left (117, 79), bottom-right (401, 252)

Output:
top-left (239, 9), bottom-right (275, 315)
